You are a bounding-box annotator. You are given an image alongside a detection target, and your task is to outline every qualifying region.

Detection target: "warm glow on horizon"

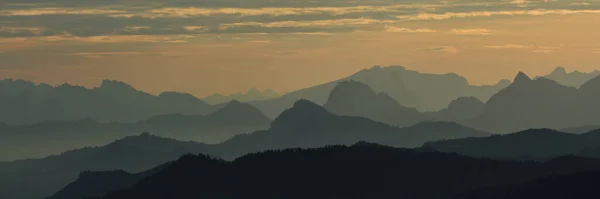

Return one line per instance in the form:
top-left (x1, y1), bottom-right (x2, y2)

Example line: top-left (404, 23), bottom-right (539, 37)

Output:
top-left (1, 0), bottom-right (599, 97)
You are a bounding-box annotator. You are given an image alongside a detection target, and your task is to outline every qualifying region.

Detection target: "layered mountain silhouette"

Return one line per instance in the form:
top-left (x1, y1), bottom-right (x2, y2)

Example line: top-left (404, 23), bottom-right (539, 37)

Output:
top-left (464, 72), bottom-right (600, 133)
top-left (0, 79), bottom-right (216, 124)
top-left (1, 99), bottom-right (490, 199)
top-left (423, 129), bottom-right (600, 160)
top-left (202, 88), bottom-right (280, 105)
top-left (250, 66), bottom-right (510, 118)
top-left (536, 66), bottom-right (600, 88)
top-left (209, 99), bottom-right (488, 159)
top-left (323, 81), bottom-right (428, 127)
top-left (0, 133), bottom-right (209, 199)
top-left (66, 143), bottom-right (600, 199)
top-left (0, 100), bottom-right (270, 161)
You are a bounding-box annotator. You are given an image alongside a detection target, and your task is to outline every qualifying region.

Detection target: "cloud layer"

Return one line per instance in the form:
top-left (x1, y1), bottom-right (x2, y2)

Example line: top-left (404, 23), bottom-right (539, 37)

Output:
top-left (1, 0), bottom-right (599, 42)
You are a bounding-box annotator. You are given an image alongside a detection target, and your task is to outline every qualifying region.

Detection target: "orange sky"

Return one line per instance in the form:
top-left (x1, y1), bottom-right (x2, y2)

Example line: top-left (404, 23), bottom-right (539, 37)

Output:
top-left (1, 0), bottom-right (599, 96)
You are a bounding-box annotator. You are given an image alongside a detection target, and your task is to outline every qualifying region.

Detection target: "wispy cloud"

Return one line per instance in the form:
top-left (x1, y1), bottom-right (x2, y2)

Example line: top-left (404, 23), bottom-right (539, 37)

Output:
top-left (485, 44), bottom-right (533, 49)
top-left (0, 7), bottom-right (125, 16)
top-left (485, 44), bottom-right (560, 53)
top-left (220, 18), bottom-right (395, 29)
top-left (416, 46), bottom-right (459, 53)
top-left (397, 9), bottom-right (600, 21)
top-left (183, 26), bottom-right (208, 32)
top-left (0, 26), bottom-right (46, 35)
top-left (384, 26), bottom-right (437, 33)
top-left (247, 40), bottom-right (272, 43)
top-left (570, 2), bottom-right (592, 6)
top-left (68, 51), bottom-right (189, 58)
top-left (116, 5), bottom-right (441, 18)
top-left (122, 26), bottom-right (151, 32)
top-left (449, 28), bottom-right (493, 35)
top-left (0, 33), bottom-right (195, 44)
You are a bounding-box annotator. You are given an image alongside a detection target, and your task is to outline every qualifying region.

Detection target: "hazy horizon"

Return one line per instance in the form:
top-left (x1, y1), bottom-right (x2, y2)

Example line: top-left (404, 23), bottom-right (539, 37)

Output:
top-left (0, 65), bottom-right (597, 97)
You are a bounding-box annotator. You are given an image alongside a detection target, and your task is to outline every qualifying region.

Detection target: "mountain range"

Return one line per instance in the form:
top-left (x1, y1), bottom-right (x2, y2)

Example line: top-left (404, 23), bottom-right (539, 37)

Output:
top-left (0, 98), bottom-right (489, 199)
top-left (423, 128), bottom-right (600, 160)
top-left (0, 134), bottom-right (209, 199)
top-left (202, 88), bottom-right (280, 105)
top-left (56, 143), bottom-right (600, 199)
top-left (536, 66), bottom-right (600, 88)
top-left (464, 72), bottom-right (600, 133)
top-left (209, 99), bottom-right (489, 159)
top-left (0, 79), bottom-right (216, 124)
top-left (249, 65), bottom-right (511, 118)
top-left (323, 80), bottom-right (428, 127)
top-left (0, 100), bottom-right (270, 161)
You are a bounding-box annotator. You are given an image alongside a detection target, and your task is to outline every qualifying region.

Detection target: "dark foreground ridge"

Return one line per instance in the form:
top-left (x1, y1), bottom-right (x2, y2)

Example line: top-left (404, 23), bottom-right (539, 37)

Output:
top-left (61, 142), bottom-right (600, 199)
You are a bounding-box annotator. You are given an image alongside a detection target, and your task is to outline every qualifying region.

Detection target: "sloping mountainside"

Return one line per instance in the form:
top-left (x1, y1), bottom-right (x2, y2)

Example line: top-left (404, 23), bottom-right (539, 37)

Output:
top-left (250, 65), bottom-right (510, 118)
top-left (0, 79), bottom-right (215, 124)
top-left (0, 100), bottom-right (270, 161)
top-left (423, 129), bottom-right (600, 160)
top-left (456, 170), bottom-right (600, 199)
top-left (561, 125), bottom-right (600, 134)
top-left (209, 100), bottom-right (489, 159)
top-left (324, 80), bottom-right (428, 127)
top-left (92, 143), bottom-right (600, 199)
top-left (536, 66), bottom-right (600, 88)
top-left (0, 134), bottom-right (209, 199)
top-left (47, 164), bottom-right (170, 199)
top-left (465, 72), bottom-right (600, 133)
top-left (202, 88), bottom-right (280, 105)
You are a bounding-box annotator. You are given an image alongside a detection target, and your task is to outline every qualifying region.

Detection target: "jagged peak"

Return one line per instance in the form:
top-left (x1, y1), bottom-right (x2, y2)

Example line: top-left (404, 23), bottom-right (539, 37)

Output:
top-left (513, 71), bottom-right (532, 83)
top-left (99, 79), bottom-right (136, 91)
top-left (496, 79), bottom-right (511, 86)
top-left (550, 66), bottom-right (567, 76)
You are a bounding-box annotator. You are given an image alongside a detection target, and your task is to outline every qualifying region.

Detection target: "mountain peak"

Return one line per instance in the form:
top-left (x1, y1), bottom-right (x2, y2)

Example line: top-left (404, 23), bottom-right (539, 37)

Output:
top-left (514, 71), bottom-right (532, 83)
top-left (496, 79), bottom-right (512, 86)
top-left (99, 79), bottom-right (136, 91)
top-left (271, 99), bottom-right (330, 129)
top-left (246, 88), bottom-right (261, 95)
top-left (293, 99), bottom-right (323, 110)
top-left (550, 67), bottom-right (567, 76)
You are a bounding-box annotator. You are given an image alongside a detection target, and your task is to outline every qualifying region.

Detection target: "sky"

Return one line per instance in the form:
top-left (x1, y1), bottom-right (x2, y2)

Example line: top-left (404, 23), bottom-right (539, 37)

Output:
top-left (0, 0), bottom-right (599, 97)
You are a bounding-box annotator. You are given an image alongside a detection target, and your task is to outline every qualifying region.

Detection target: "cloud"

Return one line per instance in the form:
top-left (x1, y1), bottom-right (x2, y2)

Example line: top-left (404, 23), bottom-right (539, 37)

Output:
top-left (183, 26), bottom-right (208, 32)
top-left (0, 7), bottom-right (125, 16)
top-left (416, 46), bottom-right (459, 53)
top-left (122, 26), bottom-right (151, 32)
top-left (397, 9), bottom-right (600, 21)
top-left (449, 28), bottom-right (492, 35)
top-left (384, 26), bottom-right (437, 33)
top-left (117, 5), bottom-right (440, 18)
top-left (220, 18), bottom-right (395, 29)
top-left (570, 2), bottom-right (592, 6)
top-left (485, 44), bottom-right (560, 53)
top-left (67, 51), bottom-right (189, 58)
top-left (290, 32), bottom-right (335, 35)
top-left (485, 44), bottom-right (534, 49)
top-left (248, 40), bottom-right (272, 43)
top-left (0, 33), bottom-right (196, 44)
top-left (0, 26), bottom-right (46, 35)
